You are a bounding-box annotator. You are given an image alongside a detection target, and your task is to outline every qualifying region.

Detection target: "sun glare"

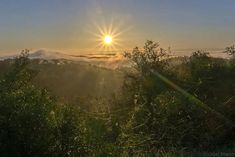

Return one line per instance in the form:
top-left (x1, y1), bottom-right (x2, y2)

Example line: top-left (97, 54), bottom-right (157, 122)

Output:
top-left (87, 19), bottom-right (130, 51)
top-left (104, 35), bottom-right (112, 45)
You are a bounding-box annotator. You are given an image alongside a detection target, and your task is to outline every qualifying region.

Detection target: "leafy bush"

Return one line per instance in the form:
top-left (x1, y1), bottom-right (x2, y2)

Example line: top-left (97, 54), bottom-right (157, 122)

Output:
top-left (0, 44), bottom-right (234, 157)
top-left (0, 51), bottom-right (87, 157)
top-left (120, 41), bottom-right (235, 156)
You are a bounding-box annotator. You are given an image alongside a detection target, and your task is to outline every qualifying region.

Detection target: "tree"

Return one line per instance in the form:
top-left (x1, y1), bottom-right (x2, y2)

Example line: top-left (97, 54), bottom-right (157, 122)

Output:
top-left (0, 51), bottom-right (87, 157)
top-left (124, 40), bottom-right (168, 75)
top-left (120, 41), bottom-right (235, 156)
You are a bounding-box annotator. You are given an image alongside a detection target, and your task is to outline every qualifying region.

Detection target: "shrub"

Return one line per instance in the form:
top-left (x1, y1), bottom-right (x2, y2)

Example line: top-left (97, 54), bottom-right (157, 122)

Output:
top-left (120, 41), bottom-right (235, 155)
top-left (0, 51), bottom-right (87, 157)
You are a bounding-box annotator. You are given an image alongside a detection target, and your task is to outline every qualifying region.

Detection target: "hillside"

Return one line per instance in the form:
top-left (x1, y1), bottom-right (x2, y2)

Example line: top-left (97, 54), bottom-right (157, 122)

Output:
top-left (0, 58), bottom-right (124, 103)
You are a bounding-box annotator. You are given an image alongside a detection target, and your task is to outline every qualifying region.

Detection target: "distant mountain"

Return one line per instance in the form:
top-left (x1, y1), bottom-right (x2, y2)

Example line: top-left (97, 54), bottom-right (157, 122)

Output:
top-left (0, 49), bottom-right (130, 69)
top-left (29, 49), bottom-right (69, 60)
top-left (0, 48), bottom-right (228, 69)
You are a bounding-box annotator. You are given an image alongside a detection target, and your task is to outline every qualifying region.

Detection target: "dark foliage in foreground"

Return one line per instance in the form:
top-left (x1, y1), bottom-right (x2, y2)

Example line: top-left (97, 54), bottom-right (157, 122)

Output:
top-left (0, 51), bottom-right (87, 157)
top-left (0, 43), bottom-right (235, 156)
top-left (120, 42), bottom-right (235, 156)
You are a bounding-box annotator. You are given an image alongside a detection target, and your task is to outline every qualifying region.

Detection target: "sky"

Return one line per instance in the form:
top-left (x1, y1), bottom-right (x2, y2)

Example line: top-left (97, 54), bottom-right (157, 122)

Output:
top-left (0, 0), bottom-right (235, 54)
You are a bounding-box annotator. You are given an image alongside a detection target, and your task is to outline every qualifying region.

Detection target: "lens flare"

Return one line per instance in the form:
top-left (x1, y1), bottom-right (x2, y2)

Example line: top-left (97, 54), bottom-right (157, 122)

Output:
top-left (87, 19), bottom-right (130, 52)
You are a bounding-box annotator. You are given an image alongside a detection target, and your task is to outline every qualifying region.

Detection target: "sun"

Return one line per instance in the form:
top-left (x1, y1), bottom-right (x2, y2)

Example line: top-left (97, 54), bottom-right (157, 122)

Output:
top-left (88, 19), bottom-right (131, 51)
top-left (104, 35), bottom-right (112, 45)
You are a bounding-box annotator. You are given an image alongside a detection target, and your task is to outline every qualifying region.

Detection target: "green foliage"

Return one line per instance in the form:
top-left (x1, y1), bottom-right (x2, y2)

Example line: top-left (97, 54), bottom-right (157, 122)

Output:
top-left (120, 41), bottom-right (235, 156)
top-left (0, 43), bottom-right (235, 157)
top-left (84, 117), bottom-right (120, 157)
top-left (56, 104), bottom-right (88, 156)
top-left (124, 40), bottom-right (168, 75)
top-left (0, 51), bottom-right (87, 157)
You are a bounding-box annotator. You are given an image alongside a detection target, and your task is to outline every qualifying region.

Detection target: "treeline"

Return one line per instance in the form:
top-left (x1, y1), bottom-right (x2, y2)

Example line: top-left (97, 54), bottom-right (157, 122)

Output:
top-left (0, 42), bottom-right (235, 157)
